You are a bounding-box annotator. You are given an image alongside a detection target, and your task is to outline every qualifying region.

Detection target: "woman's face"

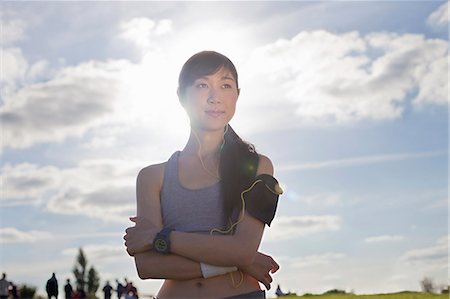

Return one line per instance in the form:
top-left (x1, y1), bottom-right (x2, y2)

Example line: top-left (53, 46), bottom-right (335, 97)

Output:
top-left (180, 67), bottom-right (239, 132)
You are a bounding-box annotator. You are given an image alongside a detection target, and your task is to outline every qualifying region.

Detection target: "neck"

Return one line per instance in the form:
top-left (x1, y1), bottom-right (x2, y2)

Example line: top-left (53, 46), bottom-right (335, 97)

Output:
top-left (183, 127), bottom-right (226, 158)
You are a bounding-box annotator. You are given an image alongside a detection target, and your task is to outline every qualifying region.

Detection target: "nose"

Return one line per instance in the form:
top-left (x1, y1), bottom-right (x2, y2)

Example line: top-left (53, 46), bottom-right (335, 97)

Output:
top-left (207, 87), bottom-right (221, 104)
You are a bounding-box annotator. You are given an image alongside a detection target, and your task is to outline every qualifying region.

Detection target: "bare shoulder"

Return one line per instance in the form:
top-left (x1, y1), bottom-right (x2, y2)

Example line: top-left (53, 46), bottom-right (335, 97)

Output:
top-left (256, 154), bottom-right (274, 176)
top-left (136, 162), bottom-right (166, 221)
top-left (137, 162), bottom-right (166, 192)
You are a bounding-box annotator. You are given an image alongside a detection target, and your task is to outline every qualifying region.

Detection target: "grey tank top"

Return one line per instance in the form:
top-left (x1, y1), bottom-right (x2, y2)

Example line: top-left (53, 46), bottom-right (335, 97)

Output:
top-left (161, 151), bottom-right (227, 233)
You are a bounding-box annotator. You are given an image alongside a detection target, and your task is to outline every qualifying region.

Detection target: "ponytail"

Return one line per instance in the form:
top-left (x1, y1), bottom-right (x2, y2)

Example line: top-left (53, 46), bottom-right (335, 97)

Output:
top-left (219, 125), bottom-right (259, 225)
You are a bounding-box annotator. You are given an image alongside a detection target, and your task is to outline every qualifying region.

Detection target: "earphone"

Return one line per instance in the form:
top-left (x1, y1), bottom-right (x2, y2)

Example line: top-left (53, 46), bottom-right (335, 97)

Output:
top-left (192, 124), bottom-right (283, 288)
top-left (191, 124), bottom-right (228, 180)
top-left (209, 178), bottom-right (282, 288)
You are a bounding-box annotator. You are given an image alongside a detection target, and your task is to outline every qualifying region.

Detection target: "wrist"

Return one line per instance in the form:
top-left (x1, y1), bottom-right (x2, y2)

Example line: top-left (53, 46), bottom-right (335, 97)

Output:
top-left (153, 227), bottom-right (174, 255)
top-left (200, 263), bottom-right (238, 278)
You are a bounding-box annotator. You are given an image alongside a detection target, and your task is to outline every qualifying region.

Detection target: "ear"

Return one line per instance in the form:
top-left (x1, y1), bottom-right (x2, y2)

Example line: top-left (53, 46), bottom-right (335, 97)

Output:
top-left (177, 87), bottom-right (186, 107)
top-left (237, 88), bottom-right (241, 99)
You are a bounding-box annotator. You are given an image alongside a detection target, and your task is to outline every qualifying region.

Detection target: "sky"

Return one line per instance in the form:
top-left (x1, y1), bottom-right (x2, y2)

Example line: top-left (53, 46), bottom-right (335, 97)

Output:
top-left (0, 1), bottom-right (448, 298)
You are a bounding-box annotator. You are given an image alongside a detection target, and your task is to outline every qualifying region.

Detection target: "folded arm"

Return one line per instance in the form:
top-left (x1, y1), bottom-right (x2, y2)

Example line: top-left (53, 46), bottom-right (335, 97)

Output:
top-left (134, 250), bottom-right (201, 280)
top-left (127, 155), bottom-right (276, 280)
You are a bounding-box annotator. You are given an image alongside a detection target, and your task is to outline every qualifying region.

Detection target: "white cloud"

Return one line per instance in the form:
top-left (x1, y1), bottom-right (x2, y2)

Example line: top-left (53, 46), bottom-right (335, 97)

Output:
top-left (413, 55), bottom-right (448, 107)
top-left (1, 163), bottom-right (62, 204)
top-left (62, 244), bottom-right (127, 263)
top-left (1, 47), bottom-right (28, 85)
top-left (0, 227), bottom-right (52, 243)
top-left (237, 30), bottom-right (448, 132)
top-left (47, 185), bottom-right (135, 223)
top-left (263, 215), bottom-right (341, 241)
top-left (1, 59), bottom-right (132, 149)
top-left (400, 235), bottom-right (448, 266)
top-left (1, 45), bottom-right (189, 151)
top-left (1, 19), bottom-right (27, 45)
top-left (364, 235), bottom-right (404, 243)
top-left (278, 150), bottom-right (447, 172)
top-left (427, 2), bottom-right (449, 29)
top-left (2, 159), bottom-right (142, 222)
top-left (118, 18), bottom-right (172, 49)
top-left (1, 46), bottom-right (49, 100)
top-left (297, 193), bottom-right (341, 207)
top-left (291, 252), bottom-right (345, 268)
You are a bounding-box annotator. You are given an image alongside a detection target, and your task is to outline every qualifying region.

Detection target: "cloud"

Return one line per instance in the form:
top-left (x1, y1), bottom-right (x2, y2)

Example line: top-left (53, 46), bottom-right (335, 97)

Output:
top-left (118, 18), bottom-right (172, 49)
top-left (427, 2), bottom-right (449, 30)
top-left (400, 235), bottom-right (448, 266)
top-left (48, 185), bottom-right (135, 223)
top-left (278, 150), bottom-right (447, 172)
top-left (237, 30), bottom-right (448, 131)
top-left (364, 235), bottom-right (404, 243)
top-left (1, 19), bottom-right (27, 45)
top-left (1, 59), bottom-right (132, 149)
top-left (264, 215), bottom-right (341, 241)
top-left (2, 39), bottom-right (188, 151)
top-left (1, 163), bottom-right (62, 204)
top-left (0, 227), bottom-right (52, 243)
top-left (62, 244), bottom-right (127, 263)
top-left (297, 193), bottom-right (341, 207)
top-left (291, 252), bottom-right (345, 268)
top-left (1, 48), bottom-right (28, 85)
top-left (2, 159), bottom-right (141, 222)
top-left (0, 47), bottom-right (47, 98)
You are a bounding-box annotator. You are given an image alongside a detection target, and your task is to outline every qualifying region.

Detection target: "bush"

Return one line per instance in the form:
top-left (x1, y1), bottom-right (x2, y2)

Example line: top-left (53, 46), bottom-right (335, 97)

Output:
top-left (420, 277), bottom-right (435, 293)
top-left (324, 289), bottom-right (346, 294)
top-left (19, 284), bottom-right (37, 299)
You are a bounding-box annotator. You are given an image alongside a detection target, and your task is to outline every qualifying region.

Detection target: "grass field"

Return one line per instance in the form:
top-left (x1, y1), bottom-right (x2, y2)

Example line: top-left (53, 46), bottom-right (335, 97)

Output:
top-left (269, 292), bottom-right (449, 299)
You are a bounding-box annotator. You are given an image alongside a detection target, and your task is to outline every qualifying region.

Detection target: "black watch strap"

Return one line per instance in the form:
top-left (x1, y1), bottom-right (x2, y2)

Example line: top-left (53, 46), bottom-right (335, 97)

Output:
top-left (153, 227), bottom-right (174, 255)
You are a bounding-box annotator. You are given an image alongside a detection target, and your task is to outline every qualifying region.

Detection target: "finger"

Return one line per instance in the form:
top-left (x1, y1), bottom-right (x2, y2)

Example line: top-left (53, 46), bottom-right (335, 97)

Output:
top-left (261, 278), bottom-right (270, 291)
top-left (126, 247), bottom-right (134, 257)
top-left (271, 260), bottom-right (280, 273)
top-left (271, 263), bottom-right (280, 273)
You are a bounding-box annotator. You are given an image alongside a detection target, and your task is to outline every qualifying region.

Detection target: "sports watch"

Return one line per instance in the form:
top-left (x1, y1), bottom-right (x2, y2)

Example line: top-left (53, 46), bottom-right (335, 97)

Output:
top-left (153, 227), bottom-right (174, 255)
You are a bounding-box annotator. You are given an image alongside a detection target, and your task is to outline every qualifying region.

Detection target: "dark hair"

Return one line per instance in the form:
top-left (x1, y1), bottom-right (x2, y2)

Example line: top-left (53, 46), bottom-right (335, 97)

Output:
top-left (178, 51), bottom-right (258, 225)
top-left (178, 51), bottom-right (239, 99)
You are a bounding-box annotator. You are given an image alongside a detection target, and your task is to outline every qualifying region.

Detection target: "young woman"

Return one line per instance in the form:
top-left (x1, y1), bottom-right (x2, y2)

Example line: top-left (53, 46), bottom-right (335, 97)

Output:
top-left (124, 51), bottom-right (282, 299)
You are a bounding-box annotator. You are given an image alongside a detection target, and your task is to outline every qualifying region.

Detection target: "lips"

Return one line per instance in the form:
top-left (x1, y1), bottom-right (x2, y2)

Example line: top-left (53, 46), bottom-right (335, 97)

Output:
top-left (205, 110), bottom-right (225, 118)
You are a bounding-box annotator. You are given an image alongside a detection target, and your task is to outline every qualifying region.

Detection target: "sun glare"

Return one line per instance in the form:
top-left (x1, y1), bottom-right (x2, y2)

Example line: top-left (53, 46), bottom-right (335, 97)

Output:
top-left (118, 52), bottom-right (189, 139)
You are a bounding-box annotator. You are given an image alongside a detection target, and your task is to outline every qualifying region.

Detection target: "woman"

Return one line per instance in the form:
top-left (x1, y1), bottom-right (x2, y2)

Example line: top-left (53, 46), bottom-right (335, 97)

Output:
top-left (124, 51), bottom-right (282, 299)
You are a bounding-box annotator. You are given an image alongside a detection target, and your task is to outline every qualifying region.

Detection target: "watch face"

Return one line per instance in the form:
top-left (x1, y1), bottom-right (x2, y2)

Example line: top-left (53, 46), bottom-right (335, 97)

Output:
top-left (154, 239), bottom-right (168, 252)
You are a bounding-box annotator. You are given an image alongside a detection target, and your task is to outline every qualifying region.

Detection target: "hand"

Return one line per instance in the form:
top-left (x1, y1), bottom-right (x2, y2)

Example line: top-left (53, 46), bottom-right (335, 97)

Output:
top-left (240, 252), bottom-right (279, 290)
top-left (124, 217), bottom-right (160, 256)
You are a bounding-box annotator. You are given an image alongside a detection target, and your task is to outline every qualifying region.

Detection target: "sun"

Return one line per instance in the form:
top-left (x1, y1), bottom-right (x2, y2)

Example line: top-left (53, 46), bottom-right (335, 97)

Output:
top-left (117, 53), bottom-right (190, 140)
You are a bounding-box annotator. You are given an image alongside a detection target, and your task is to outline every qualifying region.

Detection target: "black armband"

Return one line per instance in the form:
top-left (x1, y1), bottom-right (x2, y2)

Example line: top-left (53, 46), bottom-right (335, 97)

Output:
top-left (243, 174), bottom-right (283, 226)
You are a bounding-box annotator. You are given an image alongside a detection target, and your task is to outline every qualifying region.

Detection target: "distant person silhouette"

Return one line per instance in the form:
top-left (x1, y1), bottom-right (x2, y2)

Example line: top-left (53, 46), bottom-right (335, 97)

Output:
top-left (275, 284), bottom-right (296, 297)
top-left (46, 273), bottom-right (59, 299)
top-left (8, 281), bottom-right (19, 299)
top-left (64, 279), bottom-right (73, 299)
top-left (115, 279), bottom-right (124, 299)
top-left (124, 282), bottom-right (137, 299)
top-left (0, 273), bottom-right (9, 299)
top-left (102, 281), bottom-right (113, 299)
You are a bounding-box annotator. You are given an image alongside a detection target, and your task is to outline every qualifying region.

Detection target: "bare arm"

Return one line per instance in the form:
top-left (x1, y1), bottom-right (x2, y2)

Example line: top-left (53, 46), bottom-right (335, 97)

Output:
top-left (134, 250), bottom-right (202, 280)
top-left (132, 163), bottom-right (202, 280)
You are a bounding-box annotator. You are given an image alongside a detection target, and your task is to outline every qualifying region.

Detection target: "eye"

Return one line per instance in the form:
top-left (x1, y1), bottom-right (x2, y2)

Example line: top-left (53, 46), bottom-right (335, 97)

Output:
top-left (222, 84), bottom-right (232, 89)
top-left (195, 83), bottom-right (208, 89)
